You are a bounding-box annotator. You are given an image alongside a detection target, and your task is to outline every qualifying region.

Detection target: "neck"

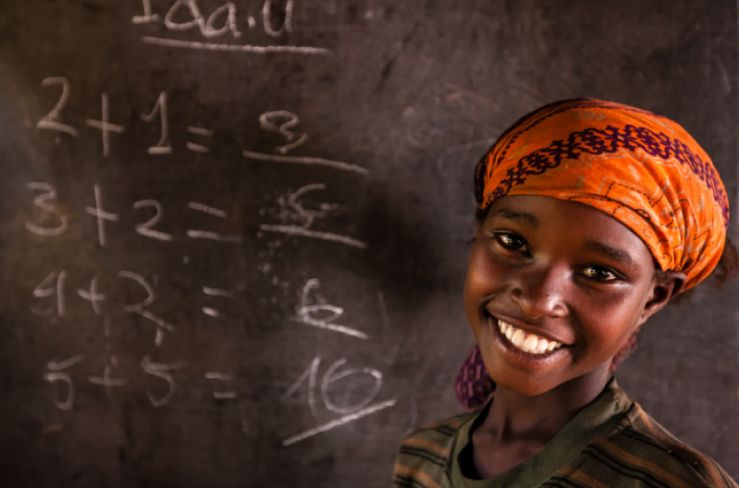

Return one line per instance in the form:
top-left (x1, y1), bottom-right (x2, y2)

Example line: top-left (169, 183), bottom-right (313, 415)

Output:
top-left (480, 367), bottom-right (612, 443)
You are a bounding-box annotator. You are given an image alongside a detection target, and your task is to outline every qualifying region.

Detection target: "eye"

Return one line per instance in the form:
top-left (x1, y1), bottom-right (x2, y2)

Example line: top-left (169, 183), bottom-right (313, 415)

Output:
top-left (580, 265), bottom-right (621, 282)
top-left (494, 231), bottom-right (530, 255)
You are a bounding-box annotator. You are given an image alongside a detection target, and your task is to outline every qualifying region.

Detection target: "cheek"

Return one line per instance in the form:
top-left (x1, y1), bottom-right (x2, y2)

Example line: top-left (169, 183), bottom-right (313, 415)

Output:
top-left (464, 245), bottom-right (502, 299)
top-left (578, 292), bottom-right (646, 352)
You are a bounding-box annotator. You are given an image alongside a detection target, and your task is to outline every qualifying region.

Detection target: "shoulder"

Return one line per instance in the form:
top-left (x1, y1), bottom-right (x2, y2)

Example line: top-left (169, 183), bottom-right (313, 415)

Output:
top-left (577, 402), bottom-right (737, 488)
top-left (393, 412), bottom-right (474, 488)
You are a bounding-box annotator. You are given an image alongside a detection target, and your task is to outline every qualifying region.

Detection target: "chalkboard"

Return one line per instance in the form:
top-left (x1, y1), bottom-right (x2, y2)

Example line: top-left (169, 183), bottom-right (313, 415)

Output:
top-left (0, 1), bottom-right (737, 486)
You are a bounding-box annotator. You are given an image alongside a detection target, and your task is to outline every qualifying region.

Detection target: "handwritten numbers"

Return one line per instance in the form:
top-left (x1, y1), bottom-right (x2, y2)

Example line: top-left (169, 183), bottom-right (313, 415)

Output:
top-left (282, 357), bottom-right (383, 416)
top-left (321, 359), bottom-right (382, 415)
top-left (141, 92), bottom-right (173, 155)
top-left (285, 183), bottom-right (340, 228)
top-left (281, 356), bottom-right (396, 446)
top-left (118, 270), bottom-right (175, 346)
top-left (44, 354), bottom-right (85, 410)
top-left (296, 279), bottom-right (368, 339)
top-left (85, 93), bottom-right (125, 158)
top-left (259, 110), bottom-right (307, 154)
top-left (260, 183), bottom-right (366, 248)
top-left (281, 356), bottom-right (321, 415)
top-left (25, 182), bottom-right (69, 237)
top-left (31, 270), bottom-right (68, 318)
top-left (133, 199), bottom-right (174, 242)
top-left (141, 355), bottom-right (186, 407)
top-left (36, 77), bottom-right (78, 137)
top-left (118, 270), bottom-right (156, 313)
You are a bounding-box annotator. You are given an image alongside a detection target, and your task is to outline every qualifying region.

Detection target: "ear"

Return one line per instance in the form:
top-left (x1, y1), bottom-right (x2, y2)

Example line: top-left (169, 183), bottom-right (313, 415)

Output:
top-left (637, 271), bottom-right (686, 326)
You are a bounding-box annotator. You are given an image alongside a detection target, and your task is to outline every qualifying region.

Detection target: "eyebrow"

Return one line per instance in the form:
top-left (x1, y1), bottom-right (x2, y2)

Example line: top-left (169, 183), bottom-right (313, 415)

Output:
top-left (491, 208), bottom-right (540, 227)
top-left (584, 241), bottom-right (634, 266)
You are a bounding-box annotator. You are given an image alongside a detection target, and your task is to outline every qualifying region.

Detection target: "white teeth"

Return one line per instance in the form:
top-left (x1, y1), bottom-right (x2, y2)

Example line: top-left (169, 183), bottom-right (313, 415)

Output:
top-left (511, 329), bottom-right (525, 347)
top-left (496, 319), bottom-right (562, 355)
top-left (523, 335), bottom-right (539, 351)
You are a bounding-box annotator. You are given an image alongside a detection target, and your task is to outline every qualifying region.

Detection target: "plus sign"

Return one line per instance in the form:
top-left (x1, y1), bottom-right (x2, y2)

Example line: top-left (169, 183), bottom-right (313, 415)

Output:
top-left (85, 184), bottom-right (119, 247)
top-left (88, 364), bottom-right (128, 402)
top-left (77, 276), bottom-right (107, 314)
top-left (85, 93), bottom-right (124, 158)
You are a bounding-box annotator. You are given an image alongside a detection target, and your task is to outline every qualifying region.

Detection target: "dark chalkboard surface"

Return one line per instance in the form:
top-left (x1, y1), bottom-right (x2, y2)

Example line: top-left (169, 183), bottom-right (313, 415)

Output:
top-left (0, 1), bottom-right (736, 486)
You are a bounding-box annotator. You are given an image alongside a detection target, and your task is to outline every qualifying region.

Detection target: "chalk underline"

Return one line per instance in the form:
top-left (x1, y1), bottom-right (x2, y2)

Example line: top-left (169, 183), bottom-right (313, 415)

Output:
top-left (281, 399), bottom-right (397, 446)
top-left (141, 36), bottom-right (331, 55)
top-left (259, 224), bottom-right (367, 249)
top-left (243, 150), bottom-right (369, 175)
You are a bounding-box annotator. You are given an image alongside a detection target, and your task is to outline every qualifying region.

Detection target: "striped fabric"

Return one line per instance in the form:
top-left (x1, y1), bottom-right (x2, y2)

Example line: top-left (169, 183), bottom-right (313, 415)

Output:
top-left (393, 381), bottom-right (737, 487)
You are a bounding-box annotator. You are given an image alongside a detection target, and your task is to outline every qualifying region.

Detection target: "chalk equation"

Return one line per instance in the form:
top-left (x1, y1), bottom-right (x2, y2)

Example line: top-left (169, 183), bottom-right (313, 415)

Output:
top-left (35, 77), bottom-right (367, 176)
top-left (25, 181), bottom-right (364, 249)
top-left (26, 63), bottom-right (395, 445)
top-left (132, 0), bottom-right (331, 54)
top-left (34, 269), bottom-right (395, 441)
top-left (43, 349), bottom-right (244, 411)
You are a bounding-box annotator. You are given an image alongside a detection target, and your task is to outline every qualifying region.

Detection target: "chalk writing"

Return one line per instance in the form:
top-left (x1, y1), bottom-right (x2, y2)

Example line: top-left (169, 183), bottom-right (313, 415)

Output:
top-left (141, 92), bottom-right (173, 155)
top-left (119, 270), bottom-right (174, 347)
top-left (260, 110), bottom-right (308, 154)
top-left (186, 201), bottom-right (242, 242)
top-left (85, 94), bottom-right (125, 158)
top-left (132, 0), bottom-right (159, 24)
top-left (281, 399), bottom-right (397, 447)
top-left (36, 77), bottom-right (77, 137)
top-left (295, 278), bottom-right (368, 339)
top-left (141, 355), bottom-right (187, 407)
top-left (281, 356), bottom-right (395, 446)
top-left (31, 270), bottom-right (67, 318)
top-left (77, 276), bottom-right (107, 315)
top-left (25, 182), bottom-right (255, 245)
top-left (186, 126), bottom-right (214, 153)
top-left (133, 199), bottom-right (175, 241)
top-left (133, 0), bottom-right (329, 55)
top-left (88, 363), bottom-right (128, 402)
top-left (25, 182), bottom-right (68, 237)
top-left (44, 354), bottom-right (85, 410)
top-left (260, 183), bottom-right (367, 249)
top-left (244, 150), bottom-right (369, 174)
top-left (205, 372), bottom-right (238, 400)
top-left (85, 184), bottom-right (119, 247)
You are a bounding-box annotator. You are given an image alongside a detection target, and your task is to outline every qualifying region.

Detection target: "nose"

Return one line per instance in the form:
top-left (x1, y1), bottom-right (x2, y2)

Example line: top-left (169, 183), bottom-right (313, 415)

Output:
top-left (510, 264), bottom-right (570, 320)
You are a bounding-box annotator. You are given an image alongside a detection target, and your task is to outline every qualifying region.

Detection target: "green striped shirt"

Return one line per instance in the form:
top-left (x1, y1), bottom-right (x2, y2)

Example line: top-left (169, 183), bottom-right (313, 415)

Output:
top-left (394, 380), bottom-right (737, 487)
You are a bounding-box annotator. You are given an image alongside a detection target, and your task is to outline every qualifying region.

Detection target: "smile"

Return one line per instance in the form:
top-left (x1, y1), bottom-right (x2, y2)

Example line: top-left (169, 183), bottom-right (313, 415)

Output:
top-left (496, 319), bottom-right (563, 355)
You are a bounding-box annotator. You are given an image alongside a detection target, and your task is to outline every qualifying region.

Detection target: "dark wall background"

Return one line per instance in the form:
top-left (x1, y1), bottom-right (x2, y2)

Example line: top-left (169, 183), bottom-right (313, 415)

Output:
top-left (0, 1), bottom-right (736, 486)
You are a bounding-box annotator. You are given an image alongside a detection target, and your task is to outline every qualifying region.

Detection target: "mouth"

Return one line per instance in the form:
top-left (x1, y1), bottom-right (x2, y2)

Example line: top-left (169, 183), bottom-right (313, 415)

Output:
top-left (496, 319), bottom-right (563, 355)
top-left (482, 310), bottom-right (569, 361)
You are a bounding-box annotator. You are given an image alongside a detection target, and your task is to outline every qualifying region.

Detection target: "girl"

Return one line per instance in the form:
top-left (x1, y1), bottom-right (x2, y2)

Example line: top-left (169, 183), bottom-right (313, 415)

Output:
top-left (393, 99), bottom-right (738, 487)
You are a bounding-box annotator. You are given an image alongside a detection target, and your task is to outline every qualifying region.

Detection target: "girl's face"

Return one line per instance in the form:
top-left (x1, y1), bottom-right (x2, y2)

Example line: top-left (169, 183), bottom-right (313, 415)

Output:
top-left (464, 195), bottom-right (675, 396)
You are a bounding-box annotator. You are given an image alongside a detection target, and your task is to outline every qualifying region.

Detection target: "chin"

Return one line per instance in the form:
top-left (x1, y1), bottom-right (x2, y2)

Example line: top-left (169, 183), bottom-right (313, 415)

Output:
top-left (491, 374), bottom-right (556, 397)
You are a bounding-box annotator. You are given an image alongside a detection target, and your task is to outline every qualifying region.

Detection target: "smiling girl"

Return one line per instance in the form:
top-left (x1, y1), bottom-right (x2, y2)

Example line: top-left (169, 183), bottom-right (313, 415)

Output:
top-left (393, 99), bottom-right (738, 487)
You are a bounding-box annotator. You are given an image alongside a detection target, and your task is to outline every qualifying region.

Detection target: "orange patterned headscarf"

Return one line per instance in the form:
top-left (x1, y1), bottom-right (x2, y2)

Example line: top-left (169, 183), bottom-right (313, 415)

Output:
top-left (474, 98), bottom-right (729, 290)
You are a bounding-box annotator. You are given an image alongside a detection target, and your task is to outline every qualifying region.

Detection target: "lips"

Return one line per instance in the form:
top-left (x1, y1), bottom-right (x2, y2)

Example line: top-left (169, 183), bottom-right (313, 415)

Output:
top-left (497, 319), bottom-right (563, 354)
top-left (481, 308), bottom-right (571, 363)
